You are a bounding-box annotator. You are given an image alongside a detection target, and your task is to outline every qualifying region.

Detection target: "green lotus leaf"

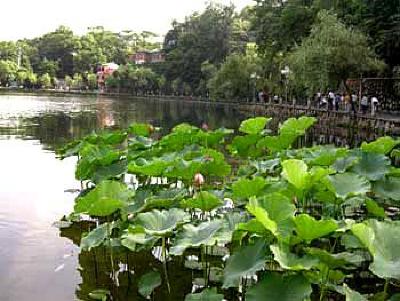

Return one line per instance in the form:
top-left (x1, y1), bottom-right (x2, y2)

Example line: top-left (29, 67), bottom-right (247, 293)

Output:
top-left (332, 156), bottom-right (358, 173)
top-left (361, 137), bottom-right (400, 155)
top-left (246, 194), bottom-right (295, 239)
top-left (199, 149), bottom-right (231, 177)
top-left (250, 159), bottom-right (280, 175)
top-left (185, 288), bottom-right (223, 301)
top-left (350, 152), bottom-right (390, 181)
top-left (256, 133), bottom-right (296, 153)
top-left (136, 208), bottom-right (190, 236)
top-left (99, 131), bottom-right (128, 145)
top-left (305, 146), bottom-right (348, 166)
top-left (88, 289), bottom-right (110, 301)
top-left (165, 159), bottom-right (203, 180)
top-left (74, 181), bottom-right (132, 216)
top-left (279, 116), bottom-right (317, 136)
top-left (281, 159), bottom-right (310, 190)
top-left (328, 173), bottom-right (371, 199)
top-left (365, 199), bottom-right (386, 218)
top-left (196, 128), bottom-right (234, 148)
top-left (223, 239), bottom-right (267, 288)
top-left (294, 214), bottom-right (337, 242)
top-left (143, 188), bottom-right (187, 210)
top-left (121, 226), bottom-right (158, 251)
top-left (170, 220), bottom-right (224, 255)
top-left (129, 123), bottom-right (153, 137)
top-left (271, 243), bottom-right (319, 270)
top-left (352, 220), bottom-right (400, 279)
top-left (92, 159), bottom-right (127, 183)
top-left (239, 117), bottom-right (271, 135)
top-left (128, 136), bottom-right (154, 151)
top-left (306, 248), bottom-right (365, 269)
top-left (246, 273), bottom-right (312, 301)
top-left (344, 284), bottom-right (367, 301)
top-left (236, 219), bottom-right (269, 235)
top-left (373, 177), bottom-right (400, 201)
top-left (81, 223), bottom-right (111, 251)
top-left (181, 191), bottom-right (223, 212)
top-left (138, 270), bottom-right (161, 297)
top-left (229, 134), bottom-right (263, 158)
top-left (128, 158), bottom-right (169, 177)
top-left (389, 294), bottom-right (400, 301)
top-left (232, 177), bottom-right (267, 199)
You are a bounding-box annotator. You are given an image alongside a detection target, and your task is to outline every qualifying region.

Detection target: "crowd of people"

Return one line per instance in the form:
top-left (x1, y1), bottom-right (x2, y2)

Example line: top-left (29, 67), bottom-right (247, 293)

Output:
top-left (316, 91), bottom-right (379, 115)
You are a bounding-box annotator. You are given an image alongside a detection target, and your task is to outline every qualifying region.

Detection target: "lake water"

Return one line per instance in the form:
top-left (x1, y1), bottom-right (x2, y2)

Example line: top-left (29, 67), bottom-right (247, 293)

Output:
top-left (0, 94), bottom-right (245, 301)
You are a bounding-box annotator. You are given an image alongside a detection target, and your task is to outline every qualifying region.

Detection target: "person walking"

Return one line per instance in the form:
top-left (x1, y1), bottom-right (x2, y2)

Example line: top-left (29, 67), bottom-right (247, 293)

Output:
top-left (361, 95), bottom-right (369, 114)
top-left (371, 96), bottom-right (379, 116)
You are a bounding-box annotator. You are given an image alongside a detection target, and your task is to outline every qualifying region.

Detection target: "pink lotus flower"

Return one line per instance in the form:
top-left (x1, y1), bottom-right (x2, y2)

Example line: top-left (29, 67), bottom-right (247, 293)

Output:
top-left (193, 173), bottom-right (205, 186)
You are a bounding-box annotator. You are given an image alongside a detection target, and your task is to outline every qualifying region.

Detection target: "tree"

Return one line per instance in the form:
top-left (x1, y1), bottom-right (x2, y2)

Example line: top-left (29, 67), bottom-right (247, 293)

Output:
top-left (86, 73), bottom-right (98, 90)
top-left (38, 73), bottom-right (52, 88)
top-left (288, 10), bottom-right (385, 95)
top-left (208, 53), bottom-right (261, 101)
top-left (0, 60), bottom-right (18, 86)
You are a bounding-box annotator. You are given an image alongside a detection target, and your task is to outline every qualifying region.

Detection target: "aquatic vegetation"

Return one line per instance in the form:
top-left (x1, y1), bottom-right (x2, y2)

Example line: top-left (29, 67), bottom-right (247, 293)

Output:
top-left (58, 116), bottom-right (400, 300)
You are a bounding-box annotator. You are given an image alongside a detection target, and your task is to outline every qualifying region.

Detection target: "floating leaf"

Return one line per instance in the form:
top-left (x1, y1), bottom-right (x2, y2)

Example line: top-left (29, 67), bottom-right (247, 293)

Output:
top-left (352, 220), bottom-right (400, 279)
top-left (185, 288), bottom-right (223, 301)
top-left (74, 181), bottom-right (132, 216)
top-left (138, 271), bottom-right (162, 297)
top-left (136, 208), bottom-right (189, 236)
top-left (246, 273), bottom-right (312, 301)
top-left (294, 214), bottom-right (337, 242)
top-left (350, 152), bottom-right (390, 181)
top-left (223, 239), bottom-right (267, 288)
top-left (239, 117), bottom-right (271, 135)
top-left (328, 173), bottom-right (370, 199)
top-left (170, 220), bottom-right (224, 255)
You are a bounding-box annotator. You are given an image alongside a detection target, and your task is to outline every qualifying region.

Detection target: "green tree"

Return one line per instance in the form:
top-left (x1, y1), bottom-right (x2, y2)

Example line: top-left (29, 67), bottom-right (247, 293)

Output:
top-left (0, 60), bottom-right (18, 86)
top-left (288, 10), bottom-right (385, 95)
top-left (208, 53), bottom-right (261, 101)
top-left (86, 73), bottom-right (98, 90)
top-left (38, 73), bottom-right (52, 88)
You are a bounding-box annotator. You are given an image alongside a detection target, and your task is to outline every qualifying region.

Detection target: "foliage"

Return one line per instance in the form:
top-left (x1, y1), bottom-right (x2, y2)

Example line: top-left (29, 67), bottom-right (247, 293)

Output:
top-left (58, 117), bottom-right (400, 300)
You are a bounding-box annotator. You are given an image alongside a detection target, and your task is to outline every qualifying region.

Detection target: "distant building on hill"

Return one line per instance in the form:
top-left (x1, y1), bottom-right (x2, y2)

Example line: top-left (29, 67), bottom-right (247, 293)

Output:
top-left (129, 50), bottom-right (165, 65)
top-left (97, 62), bottom-right (119, 89)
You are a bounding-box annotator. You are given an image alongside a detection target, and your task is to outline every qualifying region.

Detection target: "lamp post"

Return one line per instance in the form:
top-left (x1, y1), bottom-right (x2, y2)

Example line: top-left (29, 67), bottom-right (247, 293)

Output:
top-left (281, 66), bottom-right (290, 103)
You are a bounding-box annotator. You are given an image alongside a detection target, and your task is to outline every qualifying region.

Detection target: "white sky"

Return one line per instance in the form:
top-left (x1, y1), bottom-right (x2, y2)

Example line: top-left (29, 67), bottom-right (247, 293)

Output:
top-left (1, 0), bottom-right (254, 41)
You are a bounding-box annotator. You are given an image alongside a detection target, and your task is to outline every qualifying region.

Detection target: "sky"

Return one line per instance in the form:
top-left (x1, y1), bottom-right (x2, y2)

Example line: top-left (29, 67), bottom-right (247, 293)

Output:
top-left (0, 0), bottom-right (254, 41)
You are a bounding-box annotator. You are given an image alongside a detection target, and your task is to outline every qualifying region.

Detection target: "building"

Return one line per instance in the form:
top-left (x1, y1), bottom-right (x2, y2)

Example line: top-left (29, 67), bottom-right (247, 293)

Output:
top-left (129, 50), bottom-right (165, 65)
top-left (97, 63), bottom-right (119, 89)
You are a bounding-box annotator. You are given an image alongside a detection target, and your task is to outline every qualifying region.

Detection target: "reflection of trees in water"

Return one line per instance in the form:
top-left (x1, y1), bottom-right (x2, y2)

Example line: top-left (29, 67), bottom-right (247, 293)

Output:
top-left (60, 222), bottom-right (195, 301)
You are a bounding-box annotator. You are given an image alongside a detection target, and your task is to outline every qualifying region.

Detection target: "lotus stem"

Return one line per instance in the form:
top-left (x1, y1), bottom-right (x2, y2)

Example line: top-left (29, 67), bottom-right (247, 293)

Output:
top-left (162, 237), bottom-right (171, 293)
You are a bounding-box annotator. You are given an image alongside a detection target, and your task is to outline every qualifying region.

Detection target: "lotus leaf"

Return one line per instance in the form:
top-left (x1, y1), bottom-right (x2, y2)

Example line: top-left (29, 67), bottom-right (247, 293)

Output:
top-left (365, 199), bottom-right (386, 218)
top-left (138, 270), bottom-right (162, 297)
top-left (88, 289), bottom-right (110, 301)
top-left (232, 177), bottom-right (267, 199)
top-left (81, 223), bottom-right (111, 251)
top-left (230, 134), bottom-right (262, 158)
top-left (281, 159), bottom-right (310, 190)
top-left (344, 284), bottom-right (367, 301)
top-left (185, 288), bottom-right (223, 301)
top-left (199, 149), bottom-right (231, 177)
top-left (129, 123), bottom-right (153, 137)
top-left (332, 156), bottom-right (358, 173)
top-left (136, 208), bottom-right (190, 236)
top-left (223, 239), bottom-right (267, 288)
top-left (271, 243), bottom-right (319, 270)
top-left (373, 177), bottom-right (400, 201)
top-left (74, 181), bottom-right (132, 216)
top-left (181, 191), bottom-right (223, 212)
top-left (128, 158), bottom-right (169, 177)
top-left (306, 248), bottom-right (365, 269)
top-left (328, 173), bottom-right (370, 199)
top-left (294, 214), bottom-right (337, 242)
top-left (352, 220), bottom-right (400, 279)
top-left (256, 133), bottom-right (296, 153)
top-left (170, 220), bottom-right (224, 255)
top-left (246, 273), bottom-right (312, 301)
top-left (280, 116), bottom-right (317, 136)
top-left (361, 137), bottom-right (400, 155)
top-left (239, 117), bottom-right (271, 135)
top-left (121, 226), bottom-right (158, 251)
top-left (350, 152), bottom-right (390, 181)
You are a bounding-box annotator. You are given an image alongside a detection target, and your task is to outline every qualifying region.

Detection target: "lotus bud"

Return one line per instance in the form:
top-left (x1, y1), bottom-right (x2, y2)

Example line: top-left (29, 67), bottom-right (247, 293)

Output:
top-left (193, 173), bottom-right (205, 186)
top-left (201, 122), bottom-right (209, 131)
